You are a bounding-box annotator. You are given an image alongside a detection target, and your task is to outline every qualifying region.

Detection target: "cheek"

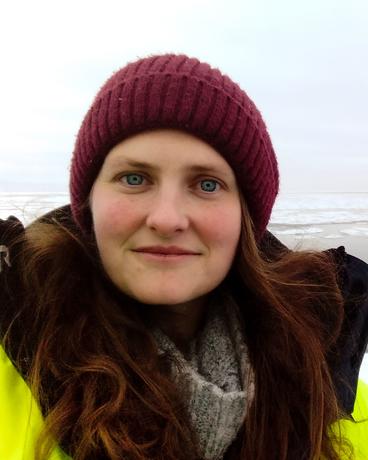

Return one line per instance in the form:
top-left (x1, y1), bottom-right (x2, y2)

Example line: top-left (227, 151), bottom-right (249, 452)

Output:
top-left (91, 194), bottom-right (139, 240)
top-left (200, 205), bottom-right (241, 250)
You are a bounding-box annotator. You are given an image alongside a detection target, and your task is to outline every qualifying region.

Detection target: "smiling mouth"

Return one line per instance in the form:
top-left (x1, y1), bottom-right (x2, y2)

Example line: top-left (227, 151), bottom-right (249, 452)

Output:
top-left (133, 246), bottom-right (199, 257)
top-left (143, 253), bottom-right (194, 257)
top-left (133, 248), bottom-right (200, 262)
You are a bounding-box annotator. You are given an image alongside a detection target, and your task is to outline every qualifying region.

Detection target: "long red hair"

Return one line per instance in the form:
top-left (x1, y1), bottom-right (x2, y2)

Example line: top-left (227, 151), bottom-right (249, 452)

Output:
top-left (3, 198), bottom-right (350, 459)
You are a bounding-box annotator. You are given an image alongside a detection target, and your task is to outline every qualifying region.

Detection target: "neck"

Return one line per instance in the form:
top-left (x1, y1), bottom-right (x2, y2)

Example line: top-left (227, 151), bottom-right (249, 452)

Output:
top-left (146, 295), bottom-right (209, 353)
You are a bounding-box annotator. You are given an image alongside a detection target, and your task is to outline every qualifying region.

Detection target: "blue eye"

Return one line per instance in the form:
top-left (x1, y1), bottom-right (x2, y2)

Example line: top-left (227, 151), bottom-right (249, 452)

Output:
top-left (200, 179), bottom-right (219, 192)
top-left (121, 173), bottom-right (145, 186)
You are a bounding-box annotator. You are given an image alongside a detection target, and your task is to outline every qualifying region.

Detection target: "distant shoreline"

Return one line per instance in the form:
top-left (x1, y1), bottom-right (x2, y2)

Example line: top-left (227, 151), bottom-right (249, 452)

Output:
top-left (277, 223), bottom-right (368, 263)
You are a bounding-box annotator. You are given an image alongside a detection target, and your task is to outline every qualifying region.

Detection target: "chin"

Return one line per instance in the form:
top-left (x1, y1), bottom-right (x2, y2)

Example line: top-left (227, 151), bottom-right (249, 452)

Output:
top-left (137, 295), bottom-right (191, 306)
top-left (127, 288), bottom-right (201, 306)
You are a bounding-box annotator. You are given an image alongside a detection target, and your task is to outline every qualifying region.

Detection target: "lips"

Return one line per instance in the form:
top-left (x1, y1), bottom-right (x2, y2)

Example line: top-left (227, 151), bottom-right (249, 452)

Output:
top-left (133, 246), bottom-right (200, 255)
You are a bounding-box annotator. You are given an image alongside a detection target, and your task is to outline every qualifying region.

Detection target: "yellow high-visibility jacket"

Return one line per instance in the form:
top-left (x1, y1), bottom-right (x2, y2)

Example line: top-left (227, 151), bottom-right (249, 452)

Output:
top-left (1, 209), bottom-right (368, 459)
top-left (332, 378), bottom-right (368, 459)
top-left (0, 344), bottom-right (70, 460)
top-left (0, 345), bottom-right (368, 459)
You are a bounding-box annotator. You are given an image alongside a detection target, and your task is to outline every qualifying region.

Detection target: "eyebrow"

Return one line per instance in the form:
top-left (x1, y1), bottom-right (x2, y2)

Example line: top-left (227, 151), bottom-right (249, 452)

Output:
top-left (109, 158), bottom-right (230, 177)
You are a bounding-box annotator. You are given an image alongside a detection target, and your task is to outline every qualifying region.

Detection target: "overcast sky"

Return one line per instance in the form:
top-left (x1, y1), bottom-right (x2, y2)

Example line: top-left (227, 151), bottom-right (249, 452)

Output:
top-left (0, 0), bottom-right (367, 194)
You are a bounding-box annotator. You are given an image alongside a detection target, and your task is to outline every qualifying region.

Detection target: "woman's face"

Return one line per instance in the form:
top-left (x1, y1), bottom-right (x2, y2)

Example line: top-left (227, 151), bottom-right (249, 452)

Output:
top-left (90, 129), bottom-right (241, 308)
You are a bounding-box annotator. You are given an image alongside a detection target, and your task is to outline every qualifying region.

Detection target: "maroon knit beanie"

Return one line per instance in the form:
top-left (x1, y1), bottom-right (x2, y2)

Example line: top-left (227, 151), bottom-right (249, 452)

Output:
top-left (70, 54), bottom-right (279, 241)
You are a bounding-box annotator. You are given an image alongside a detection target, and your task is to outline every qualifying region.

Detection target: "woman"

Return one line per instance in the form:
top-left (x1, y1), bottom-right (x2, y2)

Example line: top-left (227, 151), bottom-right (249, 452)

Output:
top-left (0, 54), bottom-right (367, 460)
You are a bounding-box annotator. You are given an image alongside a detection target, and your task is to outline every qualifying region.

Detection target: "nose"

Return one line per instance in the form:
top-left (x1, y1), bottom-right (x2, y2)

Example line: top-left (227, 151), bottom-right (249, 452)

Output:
top-left (145, 189), bottom-right (190, 237)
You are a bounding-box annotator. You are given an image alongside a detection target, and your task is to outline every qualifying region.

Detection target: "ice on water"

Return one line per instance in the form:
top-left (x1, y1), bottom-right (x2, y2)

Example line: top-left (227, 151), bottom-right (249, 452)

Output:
top-left (269, 193), bottom-right (368, 238)
top-left (0, 193), bottom-right (69, 223)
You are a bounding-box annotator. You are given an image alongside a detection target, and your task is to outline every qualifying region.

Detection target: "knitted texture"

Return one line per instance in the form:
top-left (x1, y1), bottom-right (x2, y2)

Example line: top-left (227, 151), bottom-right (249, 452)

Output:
top-left (70, 54), bottom-right (279, 240)
top-left (152, 294), bottom-right (254, 460)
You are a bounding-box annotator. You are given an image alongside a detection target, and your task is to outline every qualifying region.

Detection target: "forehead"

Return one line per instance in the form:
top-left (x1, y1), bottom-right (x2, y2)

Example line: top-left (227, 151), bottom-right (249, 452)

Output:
top-left (103, 129), bottom-right (235, 176)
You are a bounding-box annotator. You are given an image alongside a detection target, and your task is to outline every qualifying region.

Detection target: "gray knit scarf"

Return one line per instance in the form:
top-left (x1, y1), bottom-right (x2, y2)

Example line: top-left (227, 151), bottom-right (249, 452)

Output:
top-left (152, 294), bottom-right (254, 460)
